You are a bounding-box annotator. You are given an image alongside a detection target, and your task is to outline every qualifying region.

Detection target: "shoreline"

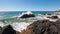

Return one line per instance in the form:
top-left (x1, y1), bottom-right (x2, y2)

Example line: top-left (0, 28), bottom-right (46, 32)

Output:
top-left (0, 11), bottom-right (60, 34)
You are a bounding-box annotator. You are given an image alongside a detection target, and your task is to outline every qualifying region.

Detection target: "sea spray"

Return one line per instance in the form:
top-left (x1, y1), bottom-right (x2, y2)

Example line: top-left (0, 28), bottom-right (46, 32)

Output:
top-left (0, 22), bottom-right (5, 27)
top-left (11, 22), bottom-right (32, 32)
top-left (0, 11), bottom-right (57, 33)
top-left (0, 18), bottom-right (33, 32)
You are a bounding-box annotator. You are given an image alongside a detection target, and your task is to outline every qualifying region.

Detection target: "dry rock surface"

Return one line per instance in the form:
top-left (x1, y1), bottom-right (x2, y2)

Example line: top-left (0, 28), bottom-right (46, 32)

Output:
top-left (21, 19), bottom-right (60, 34)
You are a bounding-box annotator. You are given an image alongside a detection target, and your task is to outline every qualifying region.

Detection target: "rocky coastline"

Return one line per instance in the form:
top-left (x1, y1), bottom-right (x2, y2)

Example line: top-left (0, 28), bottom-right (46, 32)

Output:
top-left (0, 19), bottom-right (60, 34)
top-left (21, 19), bottom-right (60, 34)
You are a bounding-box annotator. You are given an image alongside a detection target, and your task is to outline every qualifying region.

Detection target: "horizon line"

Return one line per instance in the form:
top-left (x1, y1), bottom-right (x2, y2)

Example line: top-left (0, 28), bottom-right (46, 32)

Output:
top-left (0, 10), bottom-right (56, 12)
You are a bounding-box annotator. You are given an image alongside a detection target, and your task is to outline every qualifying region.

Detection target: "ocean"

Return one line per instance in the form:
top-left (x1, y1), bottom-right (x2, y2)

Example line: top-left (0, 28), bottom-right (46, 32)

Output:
top-left (0, 11), bottom-right (55, 16)
top-left (0, 11), bottom-right (55, 32)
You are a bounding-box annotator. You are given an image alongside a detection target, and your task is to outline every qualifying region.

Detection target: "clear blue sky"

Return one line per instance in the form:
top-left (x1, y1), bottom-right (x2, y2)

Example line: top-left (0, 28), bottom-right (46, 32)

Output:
top-left (0, 0), bottom-right (60, 11)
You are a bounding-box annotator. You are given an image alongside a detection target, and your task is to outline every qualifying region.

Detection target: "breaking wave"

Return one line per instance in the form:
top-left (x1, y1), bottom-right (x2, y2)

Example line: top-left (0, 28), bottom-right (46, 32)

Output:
top-left (0, 11), bottom-right (59, 32)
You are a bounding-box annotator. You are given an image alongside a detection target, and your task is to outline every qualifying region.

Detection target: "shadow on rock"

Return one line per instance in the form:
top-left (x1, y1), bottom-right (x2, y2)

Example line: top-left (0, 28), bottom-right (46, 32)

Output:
top-left (2, 25), bottom-right (16, 34)
top-left (20, 14), bottom-right (35, 18)
top-left (21, 20), bottom-right (60, 34)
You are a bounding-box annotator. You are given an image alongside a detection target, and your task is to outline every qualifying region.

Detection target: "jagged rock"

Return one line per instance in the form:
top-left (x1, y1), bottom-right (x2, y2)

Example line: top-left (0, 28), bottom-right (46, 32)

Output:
top-left (2, 25), bottom-right (16, 34)
top-left (21, 20), bottom-right (60, 34)
top-left (20, 14), bottom-right (35, 18)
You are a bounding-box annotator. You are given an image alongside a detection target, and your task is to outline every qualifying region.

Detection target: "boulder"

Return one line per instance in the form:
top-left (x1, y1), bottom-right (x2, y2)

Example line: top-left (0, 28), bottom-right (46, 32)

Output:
top-left (20, 14), bottom-right (35, 18)
top-left (2, 25), bottom-right (16, 34)
top-left (47, 16), bottom-right (58, 19)
top-left (21, 20), bottom-right (60, 34)
top-left (51, 16), bottom-right (58, 19)
top-left (47, 14), bottom-right (52, 15)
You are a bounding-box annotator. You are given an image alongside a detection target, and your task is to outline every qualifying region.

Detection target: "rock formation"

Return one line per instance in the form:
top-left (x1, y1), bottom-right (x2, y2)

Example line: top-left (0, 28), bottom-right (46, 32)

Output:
top-left (20, 14), bottom-right (35, 18)
top-left (0, 19), bottom-right (60, 34)
top-left (21, 20), bottom-right (60, 34)
top-left (2, 25), bottom-right (16, 34)
top-left (17, 11), bottom-right (35, 18)
top-left (47, 16), bottom-right (58, 19)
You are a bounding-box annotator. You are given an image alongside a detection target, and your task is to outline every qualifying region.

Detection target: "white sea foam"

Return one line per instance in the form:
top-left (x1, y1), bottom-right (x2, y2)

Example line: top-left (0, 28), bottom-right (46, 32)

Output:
top-left (11, 22), bottom-right (31, 32)
top-left (46, 18), bottom-right (58, 22)
top-left (57, 15), bottom-right (60, 18)
top-left (0, 21), bottom-right (31, 32)
top-left (35, 14), bottom-right (58, 22)
top-left (35, 15), bottom-right (49, 20)
top-left (17, 11), bottom-right (32, 18)
top-left (26, 11), bottom-right (32, 14)
top-left (0, 13), bottom-right (59, 32)
top-left (0, 22), bottom-right (5, 27)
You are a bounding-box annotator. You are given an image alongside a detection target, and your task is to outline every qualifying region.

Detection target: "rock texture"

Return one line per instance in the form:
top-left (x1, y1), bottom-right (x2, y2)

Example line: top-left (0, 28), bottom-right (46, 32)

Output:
top-left (47, 16), bottom-right (58, 19)
top-left (0, 19), bottom-right (60, 34)
top-left (2, 25), bottom-right (16, 34)
top-left (0, 25), bottom-right (21, 34)
top-left (21, 20), bottom-right (60, 34)
top-left (20, 14), bottom-right (35, 18)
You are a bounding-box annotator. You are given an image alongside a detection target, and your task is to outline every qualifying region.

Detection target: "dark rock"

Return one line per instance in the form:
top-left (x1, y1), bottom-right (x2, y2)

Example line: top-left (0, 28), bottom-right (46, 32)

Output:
top-left (47, 16), bottom-right (51, 18)
top-left (21, 20), bottom-right (60, 34)
top-left (47, 16), bottom-right (58, 19)
top-left (2, 25), bottom-right (16, 34)
top-left (20, 14), bottom-right (35, 18)
top-left (51, 16), bottom-right (58, 19)
top-left (47, 14), bottom-right (52, 15)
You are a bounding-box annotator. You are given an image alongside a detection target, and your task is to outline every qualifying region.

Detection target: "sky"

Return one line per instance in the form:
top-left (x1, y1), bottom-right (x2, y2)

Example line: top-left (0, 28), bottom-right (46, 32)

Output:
top-left (0, 0), bottom-right (60, 11)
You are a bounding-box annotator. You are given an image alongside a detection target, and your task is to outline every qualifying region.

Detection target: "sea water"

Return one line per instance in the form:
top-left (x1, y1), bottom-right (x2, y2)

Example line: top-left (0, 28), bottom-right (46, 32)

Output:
top-left (0, 11), bottom-right (55, 32)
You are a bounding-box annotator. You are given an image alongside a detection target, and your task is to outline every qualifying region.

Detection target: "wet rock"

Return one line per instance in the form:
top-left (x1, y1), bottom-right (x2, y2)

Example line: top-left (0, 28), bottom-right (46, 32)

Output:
top-left (2, 25), bottom-right (16, 34)
top-left (47, 14), bottom-right (52, 15)
top-left (21, 20), bottom-right (60, 34)
top-left (51, 16), bottom-right (58, 19)
top-left (20, 14), bottom-right (35, 18)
